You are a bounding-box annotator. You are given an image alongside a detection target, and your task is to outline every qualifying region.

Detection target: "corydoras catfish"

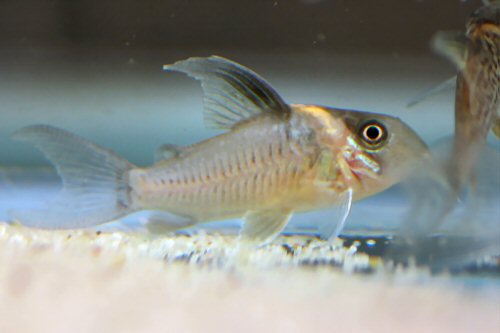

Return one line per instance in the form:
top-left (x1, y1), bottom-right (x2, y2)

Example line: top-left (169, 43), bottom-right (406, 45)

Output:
top-left (433, 2), bottom-right (500, 192)
top-left (387, 3), bottom-right (500, 266)
top-left (12, 56), bottom-right (429, 244)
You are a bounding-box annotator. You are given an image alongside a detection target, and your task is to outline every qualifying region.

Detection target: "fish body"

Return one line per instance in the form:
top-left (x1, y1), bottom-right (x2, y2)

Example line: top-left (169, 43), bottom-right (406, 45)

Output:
top-left (12, 56), bottom-right (429, 243)
top-left (131, 105), bottom-right (418, 220)
top-left (434, 3), bottom-right (500, 191)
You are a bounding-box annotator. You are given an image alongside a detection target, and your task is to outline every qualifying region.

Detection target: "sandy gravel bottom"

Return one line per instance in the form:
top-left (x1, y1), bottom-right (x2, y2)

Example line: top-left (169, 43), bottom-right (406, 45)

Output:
top-left (0, 222), bottom-right (498, 333)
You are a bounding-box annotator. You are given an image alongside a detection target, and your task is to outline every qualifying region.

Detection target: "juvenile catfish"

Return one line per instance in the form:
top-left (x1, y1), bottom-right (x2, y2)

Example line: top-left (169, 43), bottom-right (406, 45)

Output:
top-left (12, 56), bottom-right (429, 243)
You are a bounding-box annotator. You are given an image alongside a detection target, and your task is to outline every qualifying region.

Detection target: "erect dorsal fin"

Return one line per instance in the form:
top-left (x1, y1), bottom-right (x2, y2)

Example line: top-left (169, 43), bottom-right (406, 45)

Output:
top-left (432, 31), bottom-right (467, 70)
top-left (164, 56), bottom-right (290, 129)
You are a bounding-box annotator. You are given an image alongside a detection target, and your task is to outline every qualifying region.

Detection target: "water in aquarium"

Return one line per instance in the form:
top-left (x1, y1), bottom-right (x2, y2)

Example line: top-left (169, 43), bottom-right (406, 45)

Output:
top-left (0, 1), bottom-right (499, 333)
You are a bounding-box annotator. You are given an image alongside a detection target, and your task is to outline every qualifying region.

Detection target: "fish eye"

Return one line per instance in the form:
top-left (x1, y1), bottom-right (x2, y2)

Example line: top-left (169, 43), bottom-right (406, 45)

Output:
top-left (359, 120), bottom-right (387, 148)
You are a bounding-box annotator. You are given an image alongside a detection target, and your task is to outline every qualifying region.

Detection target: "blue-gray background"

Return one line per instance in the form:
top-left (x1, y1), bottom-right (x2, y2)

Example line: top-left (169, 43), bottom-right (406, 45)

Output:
top-left (0, 0), bottom-right (484, 166)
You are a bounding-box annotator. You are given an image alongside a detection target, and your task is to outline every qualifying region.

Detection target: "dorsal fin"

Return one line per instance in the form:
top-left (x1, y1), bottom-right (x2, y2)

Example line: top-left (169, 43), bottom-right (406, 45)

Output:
top-left (164, 56), bottom-right (290, 129)
top-left (432, 31), bottom-right (467, 70)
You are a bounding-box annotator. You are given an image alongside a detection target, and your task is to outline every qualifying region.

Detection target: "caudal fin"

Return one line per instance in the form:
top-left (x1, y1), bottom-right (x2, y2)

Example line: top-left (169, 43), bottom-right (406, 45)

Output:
top-left (11, 125), bottom-right (136, 229)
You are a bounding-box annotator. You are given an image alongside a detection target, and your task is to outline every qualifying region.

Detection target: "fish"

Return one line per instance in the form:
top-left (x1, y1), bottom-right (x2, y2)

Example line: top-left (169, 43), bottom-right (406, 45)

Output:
top-left (11, 56), bottom-right (430, 244)
top-left (385, 3), bottom-right (500, 267)
top-left (432, 2), bottom-right (500, 193)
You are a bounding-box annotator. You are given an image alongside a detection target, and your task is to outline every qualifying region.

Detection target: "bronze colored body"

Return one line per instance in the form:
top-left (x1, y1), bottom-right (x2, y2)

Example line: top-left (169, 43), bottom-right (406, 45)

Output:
top-left (12, 56), bottom-right (429, 243)
top-left (130, 105), bottom-right (420, 222)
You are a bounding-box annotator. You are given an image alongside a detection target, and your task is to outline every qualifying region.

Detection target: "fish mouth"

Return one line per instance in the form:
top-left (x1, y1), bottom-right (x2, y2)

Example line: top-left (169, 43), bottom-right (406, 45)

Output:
top-left (349, 163), bottom-right (380, 185)
top-left (342, 149), bottom-right (381, 189)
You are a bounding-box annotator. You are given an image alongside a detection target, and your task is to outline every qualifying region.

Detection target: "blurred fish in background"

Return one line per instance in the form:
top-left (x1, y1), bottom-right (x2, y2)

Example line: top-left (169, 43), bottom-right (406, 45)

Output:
top-left (387, 1), bottom-right (500, 270)
top-left (434, 1), bottom-right (500, 194)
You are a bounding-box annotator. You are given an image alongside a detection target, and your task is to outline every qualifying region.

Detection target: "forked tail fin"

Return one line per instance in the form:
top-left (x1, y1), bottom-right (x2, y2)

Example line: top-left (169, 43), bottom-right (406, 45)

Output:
top-left (11, 125), bottom-right (136, 229)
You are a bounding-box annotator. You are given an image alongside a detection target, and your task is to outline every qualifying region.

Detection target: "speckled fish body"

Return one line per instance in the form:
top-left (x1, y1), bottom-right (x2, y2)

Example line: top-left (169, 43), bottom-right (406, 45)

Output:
top-left (131, 113), bottom-right (326, 222)
top-left (11, 56), bottom-right (429, 243)
top-left (434, 3), bottom-right (500, 191)
top-left (130, 105), bottom-right (412, 222)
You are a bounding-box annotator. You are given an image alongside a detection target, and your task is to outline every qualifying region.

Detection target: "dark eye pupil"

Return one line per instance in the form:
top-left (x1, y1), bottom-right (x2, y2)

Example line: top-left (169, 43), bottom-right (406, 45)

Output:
top-left (366, 126), bottom-right (380, 140)
top-left (359, 120), bottom-right (387, 148)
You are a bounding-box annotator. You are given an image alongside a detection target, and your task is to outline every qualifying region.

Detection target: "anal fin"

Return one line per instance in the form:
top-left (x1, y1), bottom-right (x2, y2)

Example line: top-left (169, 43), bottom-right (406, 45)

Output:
top-left (240, 209), bottom-right (292, 245)
top-left (142, 211), bottom-right (196, 235)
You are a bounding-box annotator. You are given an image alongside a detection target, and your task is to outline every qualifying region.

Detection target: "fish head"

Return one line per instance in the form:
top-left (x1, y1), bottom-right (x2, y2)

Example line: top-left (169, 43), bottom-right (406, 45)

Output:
top-left (467, 3), bottom-right (500, 39)
top-left (332, 109), bottom-right (431, 199)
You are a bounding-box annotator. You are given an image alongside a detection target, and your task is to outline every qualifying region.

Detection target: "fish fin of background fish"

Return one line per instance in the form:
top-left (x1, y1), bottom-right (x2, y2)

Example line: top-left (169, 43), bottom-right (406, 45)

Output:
top-left (142, 211), bottom-right (196, 234)
top-left (154, 144), bottom-right (184, 162)
top-left (492, 115), bottom-right (500, 139)
top-left (316, 189), bottom-right (352, 242)
top-left (407, 76), bottom-right (456, 107)
top-left (10, 125), bottom-right (136, 229)
top-left (432, 31), bottom-right (467, 70)
top-left (164, 56), bottom-right (290, 130)
top-left (385, 140), bottom-right (500, 269)
top-left (240, 209), bottom-right (292, 244)
top-left (396, 138), bottom-right (457, 238)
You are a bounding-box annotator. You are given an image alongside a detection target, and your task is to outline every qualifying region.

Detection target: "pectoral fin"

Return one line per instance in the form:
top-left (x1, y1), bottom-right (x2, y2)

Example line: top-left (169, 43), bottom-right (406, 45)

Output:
top-left (317, 189), bottom-right (353, 242)
top-left (432, 31), bottom-right (467, 70)
top-left (240, 209), bottom-right (292, 244)
top-left (164, 56), bottom-right (290, 130)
